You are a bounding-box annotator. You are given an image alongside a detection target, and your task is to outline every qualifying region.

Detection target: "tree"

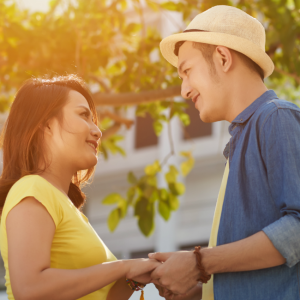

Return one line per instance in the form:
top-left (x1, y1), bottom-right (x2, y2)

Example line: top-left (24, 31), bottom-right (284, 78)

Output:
top-left (0, 0), bottom-right (299, 236)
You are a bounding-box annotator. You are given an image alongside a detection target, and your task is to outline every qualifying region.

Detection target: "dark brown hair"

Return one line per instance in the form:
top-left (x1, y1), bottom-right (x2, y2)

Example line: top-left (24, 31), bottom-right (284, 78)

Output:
top-left (174, 41), bottom-right (264, 80)
top-left (0, 74), bottom-right (98, 211)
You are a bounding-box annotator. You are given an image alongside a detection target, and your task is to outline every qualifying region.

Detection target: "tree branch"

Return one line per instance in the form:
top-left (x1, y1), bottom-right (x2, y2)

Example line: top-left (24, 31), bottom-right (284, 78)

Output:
top-left (93, 85), bottom-right (181, 106)
top-left (101, 123), bottom-right (122, 140)
top-left (99, 110), bottom-right (134, 129)
top-left (275, 66), bottom-right (300, 84)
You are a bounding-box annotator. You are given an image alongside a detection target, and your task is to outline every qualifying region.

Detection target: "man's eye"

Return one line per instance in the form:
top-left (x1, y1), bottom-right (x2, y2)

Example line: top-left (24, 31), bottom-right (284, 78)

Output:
top-left (184, 69), bottom-right (190, 75)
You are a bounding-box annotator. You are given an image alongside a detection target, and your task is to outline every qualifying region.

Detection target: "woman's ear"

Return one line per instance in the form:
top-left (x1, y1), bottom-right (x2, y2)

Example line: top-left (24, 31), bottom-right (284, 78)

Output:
top-left (41, 122), bottom-right (52, 136)
top-left (215, 46), bottom-right (233, 73)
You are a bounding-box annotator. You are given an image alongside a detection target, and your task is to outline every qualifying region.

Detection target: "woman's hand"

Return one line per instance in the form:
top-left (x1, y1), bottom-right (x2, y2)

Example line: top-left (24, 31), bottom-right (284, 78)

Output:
top-left (131, 271), bottom-right (153, 285)
top-left (126, 258), bottom-right (161, 280)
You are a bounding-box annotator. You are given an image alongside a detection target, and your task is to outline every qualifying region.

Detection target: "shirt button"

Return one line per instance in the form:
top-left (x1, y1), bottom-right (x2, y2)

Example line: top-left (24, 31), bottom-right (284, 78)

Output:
top-left (240, 118), bottom-right (243, 121)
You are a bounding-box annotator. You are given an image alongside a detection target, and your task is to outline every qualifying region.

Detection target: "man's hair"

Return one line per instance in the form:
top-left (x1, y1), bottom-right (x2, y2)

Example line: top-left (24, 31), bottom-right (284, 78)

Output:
top-left (174, 41), bottom-right (264, 81)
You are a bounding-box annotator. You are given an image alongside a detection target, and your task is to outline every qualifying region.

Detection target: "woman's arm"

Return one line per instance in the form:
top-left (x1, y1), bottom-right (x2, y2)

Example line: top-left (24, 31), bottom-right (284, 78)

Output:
top-left (106, 277), bottom-right (133, 300)
top-left (7, 197), bottom-right (159, 300)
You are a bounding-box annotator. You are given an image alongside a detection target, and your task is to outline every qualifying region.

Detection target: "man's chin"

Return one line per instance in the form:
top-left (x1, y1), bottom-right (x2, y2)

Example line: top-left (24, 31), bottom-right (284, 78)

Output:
top-left (200, 109), bottom-right (223, 123)
top-left (199, 111), bottom-right (212, 123)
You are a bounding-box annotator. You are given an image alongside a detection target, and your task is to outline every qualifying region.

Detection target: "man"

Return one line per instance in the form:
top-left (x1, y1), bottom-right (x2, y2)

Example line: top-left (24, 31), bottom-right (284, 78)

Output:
top-left (149, 5), bottom-right (300, 300)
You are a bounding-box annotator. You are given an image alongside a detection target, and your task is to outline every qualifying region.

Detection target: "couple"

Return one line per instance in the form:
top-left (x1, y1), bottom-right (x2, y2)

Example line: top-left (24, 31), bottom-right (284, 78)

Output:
top-left (1, 5), bottom-right (300, 300)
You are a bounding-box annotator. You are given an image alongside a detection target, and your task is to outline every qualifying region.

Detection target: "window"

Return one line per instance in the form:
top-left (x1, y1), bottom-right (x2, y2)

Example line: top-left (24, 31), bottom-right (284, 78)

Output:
top-left (183, 100), bottom-right (212, 139)
top-left (135, 113), bottom-right (158, 149)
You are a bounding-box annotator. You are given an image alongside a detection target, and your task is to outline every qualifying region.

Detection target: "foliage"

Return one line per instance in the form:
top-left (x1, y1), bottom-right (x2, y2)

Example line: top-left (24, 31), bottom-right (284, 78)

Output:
top-left (0, 0), bottom-right (299, 236)
top-left (102, 160), bottom-right (186, 236)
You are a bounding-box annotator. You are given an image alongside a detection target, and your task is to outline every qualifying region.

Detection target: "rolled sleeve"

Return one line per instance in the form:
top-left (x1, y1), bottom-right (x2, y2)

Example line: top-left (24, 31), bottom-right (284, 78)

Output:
top-left (263, 214), bottom-right (300, 267)
top-left (260, 107), bottom-right (300, 267)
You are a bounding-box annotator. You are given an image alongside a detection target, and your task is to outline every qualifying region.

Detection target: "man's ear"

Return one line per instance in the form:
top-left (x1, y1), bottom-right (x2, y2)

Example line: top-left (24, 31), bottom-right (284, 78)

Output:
top-left (215, 46), bottom-right (232, 73)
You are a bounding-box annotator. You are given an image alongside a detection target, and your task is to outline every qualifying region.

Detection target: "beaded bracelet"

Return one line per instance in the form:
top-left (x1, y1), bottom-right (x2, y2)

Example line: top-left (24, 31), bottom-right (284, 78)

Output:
top-left (194, 246), bottom-right (211, 283)
top-left (126, 279), bottom-right (145, 300)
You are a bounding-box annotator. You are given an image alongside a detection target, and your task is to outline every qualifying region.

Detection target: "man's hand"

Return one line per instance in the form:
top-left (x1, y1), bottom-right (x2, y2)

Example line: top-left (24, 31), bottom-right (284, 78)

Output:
top-left (132, 272), bottom-right (153, 285)
top-left (155, 282), bottom-right (202, 300)
top-left (149, 251), bottom-right (201, 295)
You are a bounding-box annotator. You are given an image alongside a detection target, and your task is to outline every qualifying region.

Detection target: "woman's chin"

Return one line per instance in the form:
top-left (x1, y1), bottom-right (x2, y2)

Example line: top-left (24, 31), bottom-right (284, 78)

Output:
top-left (78, 156), bottom-right (98, 170)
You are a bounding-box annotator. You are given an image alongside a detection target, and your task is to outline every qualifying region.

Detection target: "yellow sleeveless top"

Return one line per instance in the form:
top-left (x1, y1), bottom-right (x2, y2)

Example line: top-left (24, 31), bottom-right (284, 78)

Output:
top-left (0, 175), bottom-right (117, 300)
top-left (202, 161), bottom-right (230, 300)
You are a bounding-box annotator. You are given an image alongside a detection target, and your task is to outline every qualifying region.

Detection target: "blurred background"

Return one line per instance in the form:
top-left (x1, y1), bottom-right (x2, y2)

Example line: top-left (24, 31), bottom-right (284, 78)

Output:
top-left (0, 0), bottom-right (299, 299)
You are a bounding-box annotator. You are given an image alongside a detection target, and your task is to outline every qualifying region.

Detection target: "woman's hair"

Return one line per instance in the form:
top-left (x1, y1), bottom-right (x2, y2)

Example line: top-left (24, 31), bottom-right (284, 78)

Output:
top-left (0, 74), bottom-right (98, 211)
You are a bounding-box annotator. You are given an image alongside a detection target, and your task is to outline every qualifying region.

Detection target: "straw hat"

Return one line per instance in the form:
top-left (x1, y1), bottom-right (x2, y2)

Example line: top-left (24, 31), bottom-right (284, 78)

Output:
top-left (160, 5), bottom-right (274, 78)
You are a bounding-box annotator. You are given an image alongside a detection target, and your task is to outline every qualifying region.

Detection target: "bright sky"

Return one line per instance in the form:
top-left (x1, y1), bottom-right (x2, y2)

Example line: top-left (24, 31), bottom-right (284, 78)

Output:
top-left (16, 0), bottom-right (50, 12)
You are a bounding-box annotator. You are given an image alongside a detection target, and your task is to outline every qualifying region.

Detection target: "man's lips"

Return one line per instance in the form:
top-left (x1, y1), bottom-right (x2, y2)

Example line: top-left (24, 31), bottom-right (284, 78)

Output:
top-left (192, 94), bottom-right (200, 103)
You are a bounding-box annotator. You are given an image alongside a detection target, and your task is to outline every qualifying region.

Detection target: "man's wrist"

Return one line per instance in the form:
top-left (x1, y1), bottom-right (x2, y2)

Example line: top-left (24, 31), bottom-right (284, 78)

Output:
top-left (200, 247), bottom-right (215, 275)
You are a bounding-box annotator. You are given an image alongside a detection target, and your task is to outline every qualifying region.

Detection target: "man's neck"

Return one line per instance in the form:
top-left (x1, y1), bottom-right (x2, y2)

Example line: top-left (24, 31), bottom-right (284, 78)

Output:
top-left (224, 75), bottom-right (268, 123)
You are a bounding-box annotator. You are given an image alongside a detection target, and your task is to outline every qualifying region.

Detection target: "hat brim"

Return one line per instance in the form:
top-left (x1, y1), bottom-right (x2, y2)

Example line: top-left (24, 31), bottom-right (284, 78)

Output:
top-left (160, 32), bottom-right (274, 78)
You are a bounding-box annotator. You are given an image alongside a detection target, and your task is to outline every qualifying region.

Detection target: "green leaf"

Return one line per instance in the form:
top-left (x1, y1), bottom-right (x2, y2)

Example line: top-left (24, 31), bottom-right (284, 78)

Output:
top-left (134, 197), bottom-right (155, 236)
top-left (138, 212), bottom-right (155, 237)
top-left (153, 120), bottom-right (163, 136)
top-left (158, 188), bottom-right (169, 201)
top-left (169, 182), bottom-right (185, 196)
top-left (179, 113), bottom-right (190, 126)
top-left (125, 23), bottom-right (142, 34)
top-left (118, 199), bottom-right (127, 218)
top-left (146, 175), bottom-right (157, 187)
top-left (145, 160), bottom-right (161, 176)
top-left (158, 200), bottom-right (171, 221)
top-left (165, 165), bottom-right (179, 183)
top-left (102, 193), bottom-right (125, 205)
top-left (180, 151), bottom-right (195, 177)
top-left (146, 0), bottom-right (159, 11)
top-left (169, 194), bottom-right (180, 211)
top-left (128, 172), bottom-right (137, 185)
top-left (107, 208), bottom-right (120, 232)
top-left (127, 186), bottom-right (136, 203)
top-left (161, 1), bottom-right (179, 11)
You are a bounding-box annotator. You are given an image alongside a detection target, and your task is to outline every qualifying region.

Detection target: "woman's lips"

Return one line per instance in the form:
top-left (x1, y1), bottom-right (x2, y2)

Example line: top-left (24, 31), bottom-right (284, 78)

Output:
top-left (86, 141), bottom-right (97, 153)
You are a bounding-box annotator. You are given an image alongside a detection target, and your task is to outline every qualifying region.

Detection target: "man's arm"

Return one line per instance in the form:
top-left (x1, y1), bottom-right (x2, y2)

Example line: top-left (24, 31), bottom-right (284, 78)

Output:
top-left (149, 230), bottom-right (286, 295)
top-left (201, 230), bottom-right (285, 274)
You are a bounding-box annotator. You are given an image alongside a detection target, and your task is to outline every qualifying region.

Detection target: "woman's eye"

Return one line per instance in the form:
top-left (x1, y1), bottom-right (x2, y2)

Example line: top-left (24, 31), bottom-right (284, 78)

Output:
top-left (81, 112), bottom-right (89, 118)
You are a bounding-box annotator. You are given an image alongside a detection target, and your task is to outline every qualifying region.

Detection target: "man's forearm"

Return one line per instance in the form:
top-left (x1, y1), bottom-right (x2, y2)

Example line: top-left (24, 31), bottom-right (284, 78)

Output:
top-left (201, 231), bottom-right (286, 274)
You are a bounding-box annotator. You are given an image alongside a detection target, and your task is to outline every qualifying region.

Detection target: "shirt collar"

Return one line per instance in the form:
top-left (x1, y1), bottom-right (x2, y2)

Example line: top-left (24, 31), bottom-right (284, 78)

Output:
top-left (228, 90), bottom-right (278, 135)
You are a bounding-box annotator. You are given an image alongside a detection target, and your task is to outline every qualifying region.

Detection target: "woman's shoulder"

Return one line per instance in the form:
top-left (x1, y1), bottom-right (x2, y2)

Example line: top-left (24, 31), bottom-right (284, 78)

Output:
top-left (8, 175), bottom-right (55, 198)
top-left (3, 175), bottom-right (64, 227)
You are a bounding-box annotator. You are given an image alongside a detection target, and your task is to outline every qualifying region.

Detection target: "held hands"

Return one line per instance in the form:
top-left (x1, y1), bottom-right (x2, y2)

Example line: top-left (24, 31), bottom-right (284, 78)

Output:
top-left (126, 258), bottom-right (161, 284)
top-left (155, 283), bottom-right (202, 300)
top-left (148, 251), bottom-right (201, 295)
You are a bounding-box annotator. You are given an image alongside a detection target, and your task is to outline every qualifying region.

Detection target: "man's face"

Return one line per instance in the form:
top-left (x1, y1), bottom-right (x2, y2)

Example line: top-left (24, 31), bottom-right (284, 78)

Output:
top-left (178, 41), bottom-right (226, 123)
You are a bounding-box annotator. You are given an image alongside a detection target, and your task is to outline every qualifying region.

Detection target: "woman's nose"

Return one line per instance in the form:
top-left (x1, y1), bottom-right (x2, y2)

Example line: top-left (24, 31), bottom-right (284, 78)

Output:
top-left (91, 124), bottom-right (102, 140)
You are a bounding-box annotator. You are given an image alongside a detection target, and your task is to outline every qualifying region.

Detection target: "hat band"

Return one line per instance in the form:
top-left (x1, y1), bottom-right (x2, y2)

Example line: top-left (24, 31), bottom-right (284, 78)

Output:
top-left (183, 29), bottom-right (209, 33)
top-left (174, 29), bottom-right (209, 55)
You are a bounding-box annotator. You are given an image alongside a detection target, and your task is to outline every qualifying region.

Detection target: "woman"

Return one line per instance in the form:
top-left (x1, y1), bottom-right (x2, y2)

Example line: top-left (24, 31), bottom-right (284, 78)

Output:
top-left (0, 75), bottom-right (161, 300)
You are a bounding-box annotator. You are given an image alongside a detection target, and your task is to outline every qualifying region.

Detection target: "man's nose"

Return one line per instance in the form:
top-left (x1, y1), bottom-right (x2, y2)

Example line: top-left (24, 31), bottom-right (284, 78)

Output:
top-left (181, 80), bottom-right (192, 99)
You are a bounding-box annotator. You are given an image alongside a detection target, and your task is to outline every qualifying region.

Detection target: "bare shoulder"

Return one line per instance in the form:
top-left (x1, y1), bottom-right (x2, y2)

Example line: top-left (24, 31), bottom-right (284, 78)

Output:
top-left (6, 196), bottom-right (55, 231)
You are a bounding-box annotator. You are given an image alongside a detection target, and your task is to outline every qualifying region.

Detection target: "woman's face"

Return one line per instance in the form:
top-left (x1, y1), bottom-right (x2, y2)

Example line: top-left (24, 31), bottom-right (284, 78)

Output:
top-left (44, 90), bottom-right (101, 172)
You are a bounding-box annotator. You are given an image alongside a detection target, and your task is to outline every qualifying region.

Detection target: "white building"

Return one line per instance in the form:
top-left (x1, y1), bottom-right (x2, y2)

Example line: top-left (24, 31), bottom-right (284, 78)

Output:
top-left (82, 7), bottom-right (231, 299)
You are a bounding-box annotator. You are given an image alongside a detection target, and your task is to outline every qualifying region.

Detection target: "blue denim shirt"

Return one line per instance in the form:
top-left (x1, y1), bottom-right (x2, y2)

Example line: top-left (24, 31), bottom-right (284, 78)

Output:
top-left (214, 90), bottom-right (300, 300)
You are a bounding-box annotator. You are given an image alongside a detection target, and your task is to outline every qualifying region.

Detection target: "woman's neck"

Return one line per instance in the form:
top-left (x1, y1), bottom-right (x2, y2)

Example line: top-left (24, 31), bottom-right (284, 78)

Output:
top-left (38, 162), bottom-right (75, 197)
